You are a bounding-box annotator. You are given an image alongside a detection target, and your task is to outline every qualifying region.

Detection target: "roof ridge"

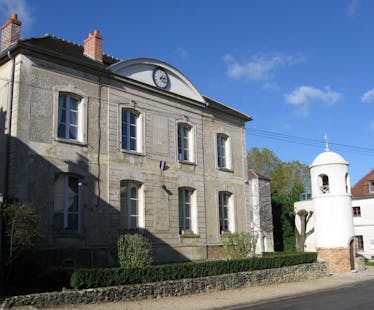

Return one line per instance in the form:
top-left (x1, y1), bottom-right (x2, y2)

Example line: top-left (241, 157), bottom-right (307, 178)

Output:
top-left (21, 34), bottom-right (121, 61)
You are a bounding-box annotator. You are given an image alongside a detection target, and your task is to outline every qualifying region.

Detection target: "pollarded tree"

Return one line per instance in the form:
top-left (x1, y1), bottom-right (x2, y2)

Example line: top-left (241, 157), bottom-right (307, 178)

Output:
top-left (291, 209), bottom-right (314, 252)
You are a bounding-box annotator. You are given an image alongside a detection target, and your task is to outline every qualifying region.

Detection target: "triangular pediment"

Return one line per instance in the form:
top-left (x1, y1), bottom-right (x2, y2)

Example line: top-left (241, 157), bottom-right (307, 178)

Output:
top-left (109, 58), bottom-right (204, 102)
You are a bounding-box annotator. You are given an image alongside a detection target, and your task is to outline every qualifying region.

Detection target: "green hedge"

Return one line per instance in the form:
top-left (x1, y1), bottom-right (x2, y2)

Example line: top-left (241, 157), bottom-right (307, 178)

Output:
top-left (70, 252), bottom-right (317, 290)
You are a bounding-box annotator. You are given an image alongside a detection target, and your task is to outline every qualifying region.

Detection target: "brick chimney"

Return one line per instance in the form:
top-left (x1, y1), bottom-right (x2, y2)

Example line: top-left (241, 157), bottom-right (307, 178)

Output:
top-left (83, 29), bottom-right (103, 62)
top-left (1, 13), bottom-right (21, 51)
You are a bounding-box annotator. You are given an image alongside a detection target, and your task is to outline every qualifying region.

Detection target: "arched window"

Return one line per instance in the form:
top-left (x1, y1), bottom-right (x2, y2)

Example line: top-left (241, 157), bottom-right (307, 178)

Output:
top-left (319, 174), bottom-right (329, 194)
top-left (178, 187), bottom-right (197, 234)
top-left (54, 174), bottom-right (82, 232)
top-left (345, 173), bottom-right (351, 193)
top-left (121, 108), bottom-right (143, 152)
top-left (177, 123), bottom-right (194, 162)
top-left (120, 180), bottom-right (144, 230)
top-left (217, 133), bottom-right (232, 169)
top-left (57, 93), bottom-right (83, 142)
top-left (218, 191), bottom-right (234, 233)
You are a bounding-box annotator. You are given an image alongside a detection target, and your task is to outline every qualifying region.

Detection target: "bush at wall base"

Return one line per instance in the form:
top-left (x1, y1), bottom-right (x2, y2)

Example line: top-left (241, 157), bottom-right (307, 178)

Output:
top-left (70, 252), bottom-right (317, 290)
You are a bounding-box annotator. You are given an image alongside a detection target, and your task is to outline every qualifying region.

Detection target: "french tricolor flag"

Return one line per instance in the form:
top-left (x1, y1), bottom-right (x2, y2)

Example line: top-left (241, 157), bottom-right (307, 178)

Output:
top-left (159, 161), bottom-right (168, 171)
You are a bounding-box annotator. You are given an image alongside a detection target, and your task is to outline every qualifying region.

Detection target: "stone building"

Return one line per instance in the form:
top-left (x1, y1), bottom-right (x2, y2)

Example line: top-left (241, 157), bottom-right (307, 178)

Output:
top-left (0, 14), bottom-right (273, 268)
top-left (247, 170), bottom-right (274, 253)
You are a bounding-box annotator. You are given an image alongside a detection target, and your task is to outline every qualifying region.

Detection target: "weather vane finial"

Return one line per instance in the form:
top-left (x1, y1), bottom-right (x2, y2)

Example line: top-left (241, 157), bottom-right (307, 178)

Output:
top-left (324, 133), bottom-right (330, 152)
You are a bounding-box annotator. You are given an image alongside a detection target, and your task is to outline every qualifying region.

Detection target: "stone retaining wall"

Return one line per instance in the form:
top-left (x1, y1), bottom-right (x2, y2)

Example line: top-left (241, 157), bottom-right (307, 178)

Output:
top-left (1, 262), bottom-right (328, 309)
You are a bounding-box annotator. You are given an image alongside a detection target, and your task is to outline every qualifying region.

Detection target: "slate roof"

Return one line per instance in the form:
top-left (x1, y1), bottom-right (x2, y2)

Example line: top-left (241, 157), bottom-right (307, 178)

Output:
top-left (0, 34), bottom-right (119, 68)
top-left (0, 35), bottom-right (251, 122)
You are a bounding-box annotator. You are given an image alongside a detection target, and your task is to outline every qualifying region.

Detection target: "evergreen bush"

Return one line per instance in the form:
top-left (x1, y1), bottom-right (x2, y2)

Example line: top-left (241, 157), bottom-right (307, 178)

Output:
top-left (117, 233), bottom-right (152, 269)
top-left (71, 252), bottom-right (317, 290)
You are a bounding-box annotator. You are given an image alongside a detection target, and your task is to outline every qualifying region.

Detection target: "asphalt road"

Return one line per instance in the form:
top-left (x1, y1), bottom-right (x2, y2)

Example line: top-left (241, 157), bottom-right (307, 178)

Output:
top-left (228, 279), bottom-right (374, 310)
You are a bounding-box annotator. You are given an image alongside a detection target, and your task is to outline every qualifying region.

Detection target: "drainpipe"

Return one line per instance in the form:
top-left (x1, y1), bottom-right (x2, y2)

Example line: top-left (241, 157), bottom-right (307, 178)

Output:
top-left (0, 50), bottom-right (16, 285)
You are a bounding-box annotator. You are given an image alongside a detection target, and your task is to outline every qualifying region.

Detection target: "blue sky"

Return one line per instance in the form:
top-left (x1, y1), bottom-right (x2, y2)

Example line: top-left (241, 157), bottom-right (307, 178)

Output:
top-left (2, 0), bottom-right (374, 185)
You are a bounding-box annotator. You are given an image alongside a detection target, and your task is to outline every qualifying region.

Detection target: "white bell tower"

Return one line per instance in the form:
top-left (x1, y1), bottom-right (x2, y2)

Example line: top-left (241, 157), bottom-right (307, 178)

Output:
top-left (310, 137), bottom-right (354, 273)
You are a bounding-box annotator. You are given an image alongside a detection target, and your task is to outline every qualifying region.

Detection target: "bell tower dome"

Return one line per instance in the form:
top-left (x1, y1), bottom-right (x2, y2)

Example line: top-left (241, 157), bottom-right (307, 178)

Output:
top-left (310, 142), bottom-right (354, 273)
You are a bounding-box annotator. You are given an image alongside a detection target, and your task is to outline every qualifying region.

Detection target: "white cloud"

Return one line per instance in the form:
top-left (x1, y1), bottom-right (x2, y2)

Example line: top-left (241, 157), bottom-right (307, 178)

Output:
top-left (0, 0), bottom-right (33, 30)
top-left (224, 53), bottom-right (305, 81)
top-left (347, 0), bottom-right (360, 17)
top-left (284, 86), bottom-right (343, 117)
top-left (175, 48), bottom-right (189, 60)
top-left (361, 88), bottom-right (374, 103)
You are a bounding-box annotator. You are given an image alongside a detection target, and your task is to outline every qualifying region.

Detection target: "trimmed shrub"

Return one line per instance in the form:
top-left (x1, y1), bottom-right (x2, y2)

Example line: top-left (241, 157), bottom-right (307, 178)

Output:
top-left (221, 232), bottom-right (257, 259)
top-left (70, 252), bottom-right (317, 290)
top-left (117, 233), bottom-right (152, 269)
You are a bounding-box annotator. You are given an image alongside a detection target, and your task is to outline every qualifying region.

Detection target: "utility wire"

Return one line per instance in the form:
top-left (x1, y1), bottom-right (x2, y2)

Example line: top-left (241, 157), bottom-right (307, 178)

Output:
top-left (2, 74), bottom-right (374, 156)
top-left (247, 128), bottom-right (374, 156)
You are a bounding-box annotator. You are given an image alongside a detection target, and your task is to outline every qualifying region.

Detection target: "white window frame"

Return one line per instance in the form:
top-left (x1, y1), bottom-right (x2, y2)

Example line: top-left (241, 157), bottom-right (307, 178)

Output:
top-left (177, 123), bottom-right (194, 162)
top-left (216, 133), bottom-right (232, 170)
top-left (179, 187), bottom-right (197, 234)
top-left (120, 180), bottom-right (144, 230)
top-left (120, 108), bottom-right (143, 153)
top-left (53, 86), bottom-right (88, 145)
top-left (218, 191), bottom-right (235, 234)
top-left (54, 174), bottom-right (81, 232)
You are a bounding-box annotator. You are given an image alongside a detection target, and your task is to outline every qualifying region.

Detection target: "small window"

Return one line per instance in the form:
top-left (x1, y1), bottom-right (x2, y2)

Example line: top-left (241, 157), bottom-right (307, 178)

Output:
top-left (356, 235), bottom-right (364, 251)
top-left (352, 206), bottom-right (361, 217)
top-left (345, 173), bottom-right (350, 193)
top-left (57, 94), bottom-right (82, 141)
top-left (54, 175), bottom-right (81, 232)
top-left (369, 181), bottom-right (374, 193)
top-left (121, 109), bottom-right (138, 151)
top-left (177, 123), bottom-right (193, 161)
top-left (319, 174), bottom-right (329, 194)
top-left (120, 180), bottom-right (143, 230)
top-left (178, 187), bottom-right (196, 234)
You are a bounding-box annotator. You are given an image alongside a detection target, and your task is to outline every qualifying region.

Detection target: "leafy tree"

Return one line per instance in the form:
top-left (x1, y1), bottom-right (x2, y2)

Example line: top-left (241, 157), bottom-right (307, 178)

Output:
top-left (247, 147), bottom-right (281, 177)
top-left (2, 200), bottom-right (41, 280)
top-left (247, 147), bottom-right (310, 252)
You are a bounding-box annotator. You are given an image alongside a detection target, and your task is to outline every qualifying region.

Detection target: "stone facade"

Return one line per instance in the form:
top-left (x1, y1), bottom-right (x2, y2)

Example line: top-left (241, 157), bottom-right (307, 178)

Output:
top-left (317, 248), bottom-right (351, 273)
top-left (1, 263), bottom-right (328, 309)
top-left (248, 170), bottom-right (274, 253)
top-left (0, 15), bottom-right (273, 269)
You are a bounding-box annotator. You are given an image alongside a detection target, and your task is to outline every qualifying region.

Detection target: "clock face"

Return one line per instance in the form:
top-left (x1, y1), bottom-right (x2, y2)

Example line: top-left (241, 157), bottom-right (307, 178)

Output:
top-left (153, 68), bottom-right (169, 89)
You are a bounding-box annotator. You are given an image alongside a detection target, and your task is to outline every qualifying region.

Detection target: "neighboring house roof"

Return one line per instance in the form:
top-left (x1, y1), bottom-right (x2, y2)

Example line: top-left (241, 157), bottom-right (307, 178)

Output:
top-left (352, 168), bottom-right (374, 198)
top-left (0, 35), bottom-right (251, 122)
top-left (248, 169), bottom-right (270, 181)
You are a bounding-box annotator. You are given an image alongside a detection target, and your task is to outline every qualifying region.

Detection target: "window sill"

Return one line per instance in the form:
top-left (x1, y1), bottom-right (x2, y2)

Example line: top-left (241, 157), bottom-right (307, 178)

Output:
top-left (120, 149), bottom-right (145, 157)
top-left (54, 230), bottom-right (84, 239)
top-left (178, 160), bottom-right (196, 166)
top-left (217, 167), bottom-right (234, 173)
top-left (180, 231), bottom-right (199, 238)
top-left (55, 138), bottom-right (87, 147)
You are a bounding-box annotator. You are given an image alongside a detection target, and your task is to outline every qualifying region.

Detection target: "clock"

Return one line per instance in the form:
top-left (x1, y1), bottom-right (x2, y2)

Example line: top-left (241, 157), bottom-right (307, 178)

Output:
top-left (153, 67), bottom-right (169, 89)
